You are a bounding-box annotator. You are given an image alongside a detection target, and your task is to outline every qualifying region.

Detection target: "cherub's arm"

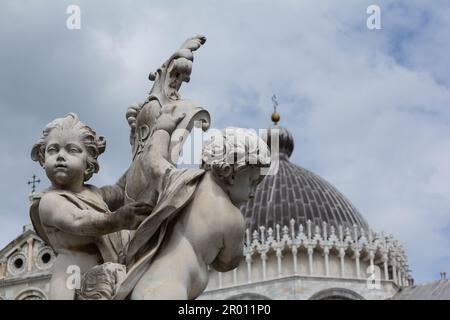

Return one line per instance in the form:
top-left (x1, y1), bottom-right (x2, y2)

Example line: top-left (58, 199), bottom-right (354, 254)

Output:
top-left (99, 171), bottom-right (127, 211)
top-left (39, 193), bottom-right (151, 236)
top-left (141, 107), bottom-right (185, 193)
top-left (142, 130), bottom-right (173, 193)
top-left (211, 214), bottom-right (246, 272)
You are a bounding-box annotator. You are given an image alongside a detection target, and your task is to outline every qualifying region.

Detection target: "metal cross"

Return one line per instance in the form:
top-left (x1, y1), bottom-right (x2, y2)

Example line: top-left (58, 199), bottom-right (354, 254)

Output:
top-left (27, 174), bottom-right (41, 194)
top-left (271, 94), bottom-right (278, 112)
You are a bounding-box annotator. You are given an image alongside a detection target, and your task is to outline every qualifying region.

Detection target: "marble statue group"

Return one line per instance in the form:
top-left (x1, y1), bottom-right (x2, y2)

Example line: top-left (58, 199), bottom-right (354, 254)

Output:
top-left (29, 36), bottom-right (272, 300)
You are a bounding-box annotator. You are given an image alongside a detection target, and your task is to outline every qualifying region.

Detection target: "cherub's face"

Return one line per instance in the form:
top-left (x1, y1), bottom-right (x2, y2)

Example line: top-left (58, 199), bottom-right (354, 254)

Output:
top-left (44, 128), bottom-right (88, 191)
top-left (227, 166), bottom-right (263, 207)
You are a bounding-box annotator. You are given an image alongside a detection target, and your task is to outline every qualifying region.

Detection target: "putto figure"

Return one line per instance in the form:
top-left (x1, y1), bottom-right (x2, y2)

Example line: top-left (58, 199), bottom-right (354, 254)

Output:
top-left (113, 108), bottom-right (271, 299)
top-left (29, 35), bottom-right (273, 300)
top-left (29, 113), bottom-right (152, 300)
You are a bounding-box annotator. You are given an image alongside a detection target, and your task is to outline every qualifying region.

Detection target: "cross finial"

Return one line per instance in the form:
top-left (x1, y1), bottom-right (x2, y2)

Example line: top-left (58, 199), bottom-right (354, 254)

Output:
top-left (27, 174), bottom-right (40, 194)
top-left (271, 94), bottom-right (278, 112)
top-left (271, 94), bottom-right (280, 125)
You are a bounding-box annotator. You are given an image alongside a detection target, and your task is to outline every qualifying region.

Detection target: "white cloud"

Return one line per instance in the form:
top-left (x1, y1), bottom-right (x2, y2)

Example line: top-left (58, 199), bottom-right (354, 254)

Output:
top-left (0, 0), bottom-right (449, 283)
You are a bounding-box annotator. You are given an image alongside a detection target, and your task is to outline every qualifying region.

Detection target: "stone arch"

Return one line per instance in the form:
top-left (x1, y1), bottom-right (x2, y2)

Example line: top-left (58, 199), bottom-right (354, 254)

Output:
top-left (15, 288), bottom-right (48, 300)
top-left (309, 288), bottom-right (365, 300)
top-left (225, 293), bottom-right (271, 300)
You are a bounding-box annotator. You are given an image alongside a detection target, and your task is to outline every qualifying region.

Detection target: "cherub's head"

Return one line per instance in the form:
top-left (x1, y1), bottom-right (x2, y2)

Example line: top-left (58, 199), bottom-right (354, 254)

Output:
top-left (31, 113), bottom-right (106, 190)
top-left (201, 128), bottom-right (270, 206)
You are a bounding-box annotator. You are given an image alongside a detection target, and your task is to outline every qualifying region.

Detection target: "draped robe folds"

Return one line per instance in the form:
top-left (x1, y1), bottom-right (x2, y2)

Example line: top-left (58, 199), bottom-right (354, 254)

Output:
top-left (113, 167), bottom-right (205, 300)
top-left (29, 170), bottom-right (205, 300)
top-left (29, 185), bottom-right (130, 265)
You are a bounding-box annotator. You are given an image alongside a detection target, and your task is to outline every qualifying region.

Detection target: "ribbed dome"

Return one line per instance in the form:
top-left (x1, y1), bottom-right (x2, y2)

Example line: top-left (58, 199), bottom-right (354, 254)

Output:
top-left (266, 125), bottom-right (294, 159)
top-left (241, 125), bottom-right (369, 233)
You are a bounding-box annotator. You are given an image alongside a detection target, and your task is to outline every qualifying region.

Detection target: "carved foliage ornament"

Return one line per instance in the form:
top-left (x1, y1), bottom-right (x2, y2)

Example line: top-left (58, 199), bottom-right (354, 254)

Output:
top-left (127, 35), bottom-right (210, 164)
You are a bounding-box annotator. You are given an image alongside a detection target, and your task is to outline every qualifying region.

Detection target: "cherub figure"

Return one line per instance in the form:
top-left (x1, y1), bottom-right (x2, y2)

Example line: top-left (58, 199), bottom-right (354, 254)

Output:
top-left (113, 108), bottom-right (270, 299)
top-left (30, 113), bottom-right (152, 300)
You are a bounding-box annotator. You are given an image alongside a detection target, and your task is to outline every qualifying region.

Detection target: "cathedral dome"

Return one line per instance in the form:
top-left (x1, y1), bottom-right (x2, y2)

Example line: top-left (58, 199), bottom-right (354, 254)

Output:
top-left (241, 123), bottom-right (369, 233)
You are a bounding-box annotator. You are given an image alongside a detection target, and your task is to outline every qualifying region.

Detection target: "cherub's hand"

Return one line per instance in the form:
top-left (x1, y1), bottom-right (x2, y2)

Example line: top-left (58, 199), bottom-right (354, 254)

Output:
top-left (154, 105), bottom-right (185, 134)
top-left (115, 202), bottom-right (152, 230)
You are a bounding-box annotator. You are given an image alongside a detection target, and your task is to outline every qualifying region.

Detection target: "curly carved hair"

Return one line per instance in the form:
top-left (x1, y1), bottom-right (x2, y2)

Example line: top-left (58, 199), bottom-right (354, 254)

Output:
top-left (201, 128), bottom-right (271, 184)
top-left (31, 113), bottom-right (106, 181)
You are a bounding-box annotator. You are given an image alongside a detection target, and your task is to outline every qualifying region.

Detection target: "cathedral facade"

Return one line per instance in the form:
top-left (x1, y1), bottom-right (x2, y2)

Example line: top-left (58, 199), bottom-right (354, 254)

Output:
top-left (0, 225), bottom-right (54, 300)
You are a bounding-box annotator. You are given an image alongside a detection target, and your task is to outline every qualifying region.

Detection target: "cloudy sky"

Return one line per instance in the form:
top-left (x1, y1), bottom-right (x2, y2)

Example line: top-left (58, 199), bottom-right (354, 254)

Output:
top-left (1, 0), bottom-right (449, 283)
